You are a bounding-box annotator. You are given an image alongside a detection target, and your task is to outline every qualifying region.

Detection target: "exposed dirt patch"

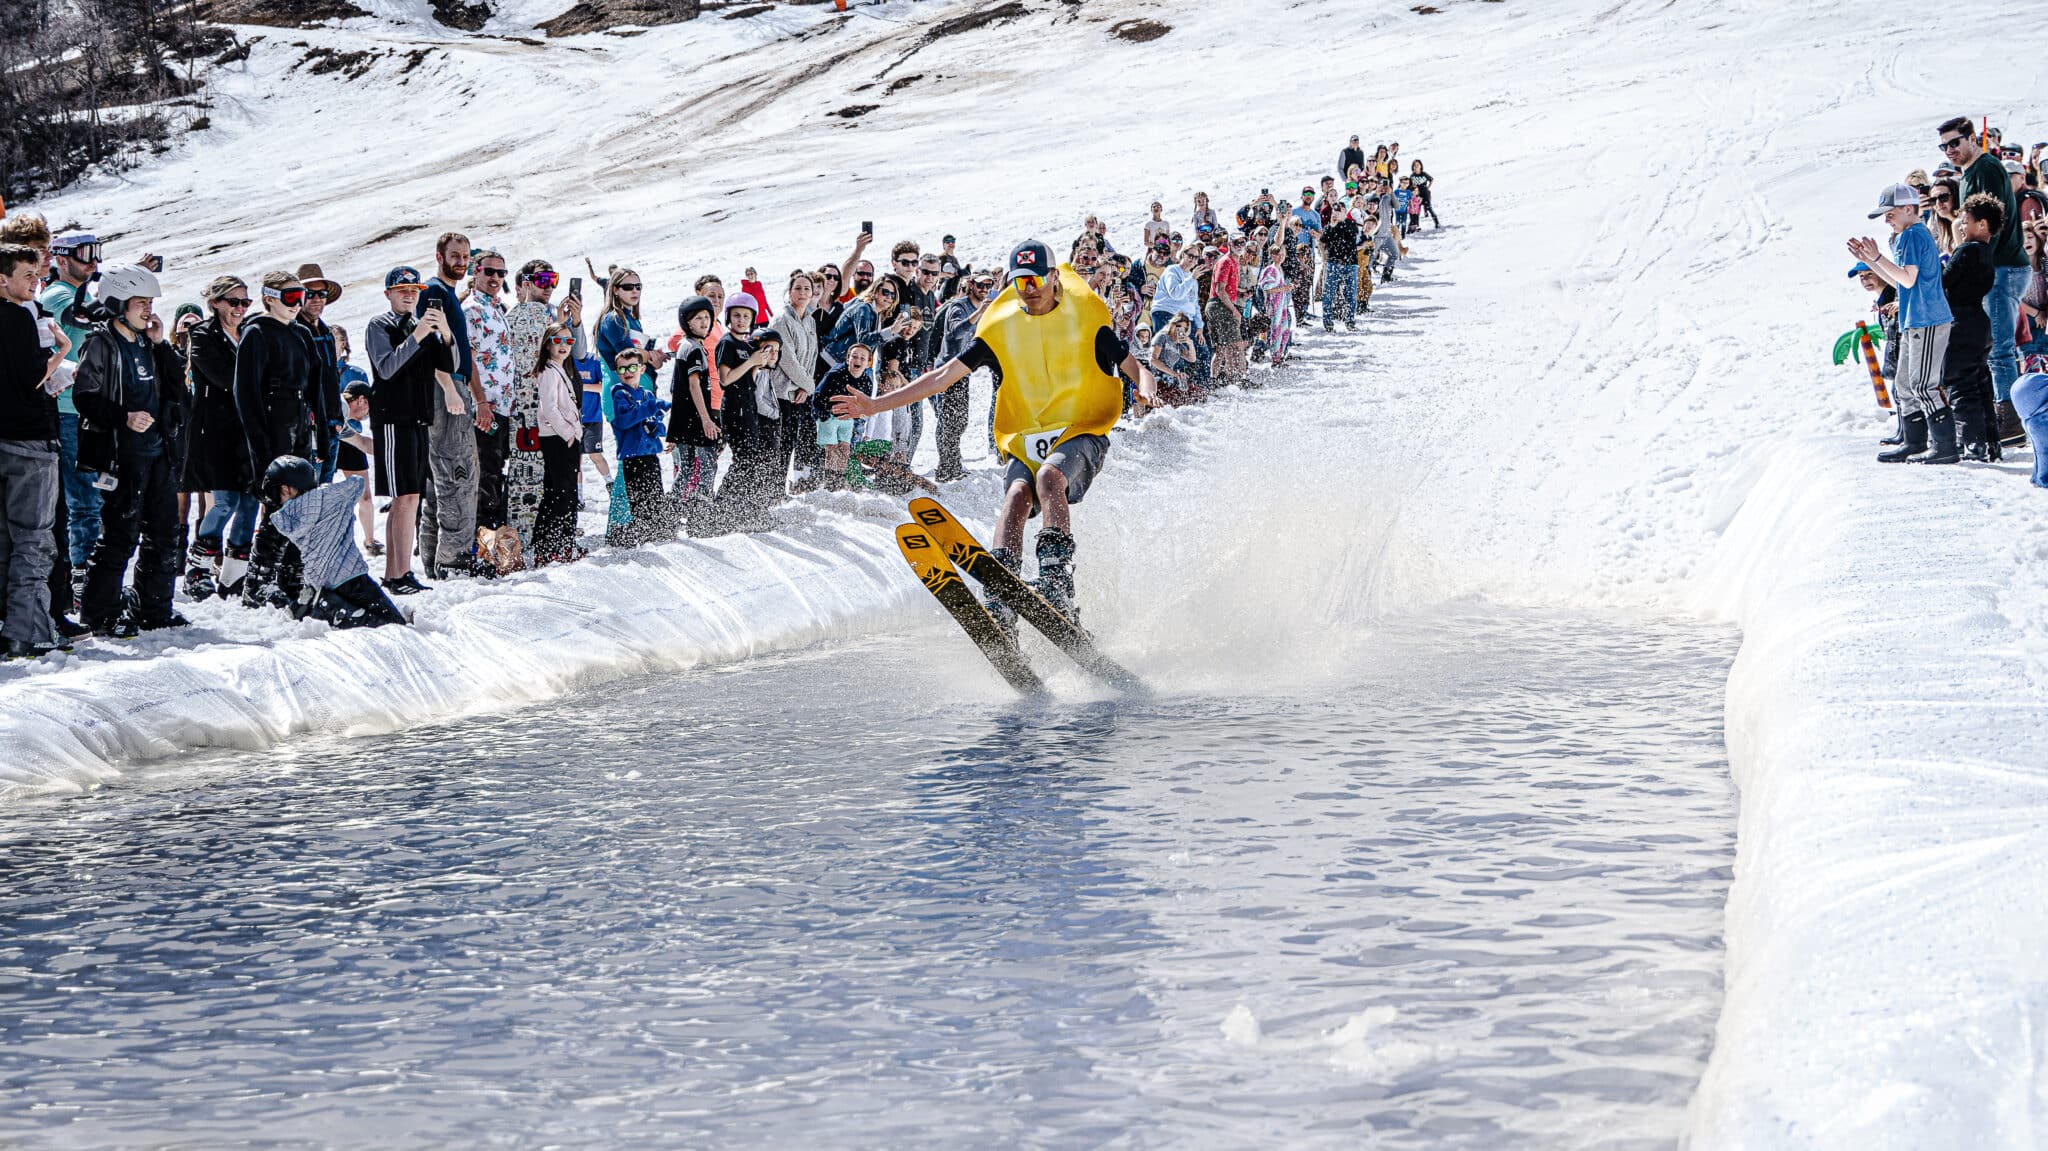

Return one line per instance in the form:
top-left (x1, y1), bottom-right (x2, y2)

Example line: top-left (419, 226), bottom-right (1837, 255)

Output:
top-left (366, 223), bottom-right (427, 246)
top-left (830, 103), bottom-right (878, 119)
top-left (879, 1), bottom-right (1028, 77)
top-left (399, 47), bottom-right (434, 73)
top-left (214, 37), bottom-right (257, 65)
top-left (200, 0), bottom-right (370, 27)
top-left (298, 46), bottom-right (382, 79)
top-left (1109, 17), bottom-right (1169, 42)
top-left (721, 3), bottom-right (773, 18)
top-left (431, 0), bottom-right (493, 30)
top-left (885, 72), bottom-right (922, 94)
top-left (539, 0), bottom-right (701, 37)
top-left (1412, 4), bottom-right (1441, 11)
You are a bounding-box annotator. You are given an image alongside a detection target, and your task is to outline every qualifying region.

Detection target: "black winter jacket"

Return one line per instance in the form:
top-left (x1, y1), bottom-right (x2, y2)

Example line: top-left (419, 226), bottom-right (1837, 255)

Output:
top-left (184, 316), bottom-right (248, 492)
top-left (72, 325), bottom-right (190, 479)
top-left (234, 314), bottom-right (327, 487)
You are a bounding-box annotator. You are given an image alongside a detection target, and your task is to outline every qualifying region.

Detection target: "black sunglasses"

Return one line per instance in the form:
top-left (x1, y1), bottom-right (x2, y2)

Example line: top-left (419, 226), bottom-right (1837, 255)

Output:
top-left (616, 282), bottom-right (643, 291)
top-left (1939, 136), bottom-right (1968, 151)
top-left (477, 266), bottom-right (507, 277)
top-left (894, 257), bottom-right (917, 266)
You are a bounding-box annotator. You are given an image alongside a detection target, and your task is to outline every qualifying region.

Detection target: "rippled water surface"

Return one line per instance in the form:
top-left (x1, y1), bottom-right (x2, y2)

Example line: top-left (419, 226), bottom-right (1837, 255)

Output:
top-left (0, 608), bottom-right (1735, 1149)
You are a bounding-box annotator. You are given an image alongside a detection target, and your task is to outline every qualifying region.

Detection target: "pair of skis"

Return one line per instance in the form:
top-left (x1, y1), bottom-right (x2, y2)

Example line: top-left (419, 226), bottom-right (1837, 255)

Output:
top-left (893, 498), bottom-right (1139, 695)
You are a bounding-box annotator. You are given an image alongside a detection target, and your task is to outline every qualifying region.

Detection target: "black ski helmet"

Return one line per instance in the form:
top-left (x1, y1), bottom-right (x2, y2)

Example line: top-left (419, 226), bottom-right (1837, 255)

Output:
top-left (261, 454), bottom-right (318, 508)
top-left (676, 294), bottom-right (715, 330)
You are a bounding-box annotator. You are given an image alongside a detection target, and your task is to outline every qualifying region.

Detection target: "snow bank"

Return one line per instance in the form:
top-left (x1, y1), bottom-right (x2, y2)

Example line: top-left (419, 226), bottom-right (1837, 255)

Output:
top-left (1686, 438), bottom-right (2048, 1148)
top-left (0, 507), bottom-right (923, 800)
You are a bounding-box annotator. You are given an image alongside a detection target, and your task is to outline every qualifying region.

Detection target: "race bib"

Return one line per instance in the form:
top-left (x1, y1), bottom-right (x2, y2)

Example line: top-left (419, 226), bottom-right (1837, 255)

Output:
top-left (1020, 427), bottom-right (1069, 468)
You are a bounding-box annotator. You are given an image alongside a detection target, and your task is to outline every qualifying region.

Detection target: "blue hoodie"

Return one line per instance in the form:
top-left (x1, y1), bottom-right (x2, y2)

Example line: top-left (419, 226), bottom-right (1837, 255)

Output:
top-left (609, 378), bottom-right (669, 459)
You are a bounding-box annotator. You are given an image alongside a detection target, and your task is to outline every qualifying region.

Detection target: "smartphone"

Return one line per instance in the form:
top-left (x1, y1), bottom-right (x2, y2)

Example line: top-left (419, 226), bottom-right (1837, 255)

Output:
top-left (568, 276), bottom-right (582, 299)
top-left (423, 298), bottom-right (442, 314)
top-left (861, 220), bottom-right (873, 237)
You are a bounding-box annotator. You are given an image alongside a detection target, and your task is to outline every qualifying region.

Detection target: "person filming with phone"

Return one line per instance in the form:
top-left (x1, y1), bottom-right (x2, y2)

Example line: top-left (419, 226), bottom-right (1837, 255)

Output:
top-left (366, 265), bottom-right (454, 596)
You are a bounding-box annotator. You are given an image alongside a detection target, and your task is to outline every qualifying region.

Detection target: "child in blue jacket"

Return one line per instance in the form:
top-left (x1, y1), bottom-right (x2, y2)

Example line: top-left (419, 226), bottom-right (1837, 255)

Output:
top-left (607, 346), bottom-right (671, 545)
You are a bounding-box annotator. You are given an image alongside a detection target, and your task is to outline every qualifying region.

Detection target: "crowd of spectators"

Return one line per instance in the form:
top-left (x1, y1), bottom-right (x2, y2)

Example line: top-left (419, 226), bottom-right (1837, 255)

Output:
top-left (1846, 116), bottom-right (2048, 478)
top-left (0, 136), bottom-right (1439, 657)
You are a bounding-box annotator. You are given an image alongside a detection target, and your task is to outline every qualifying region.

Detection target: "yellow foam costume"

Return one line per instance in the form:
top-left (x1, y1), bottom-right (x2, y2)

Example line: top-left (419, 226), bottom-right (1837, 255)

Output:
top-left (975, 264), bottom-right (1125, 471)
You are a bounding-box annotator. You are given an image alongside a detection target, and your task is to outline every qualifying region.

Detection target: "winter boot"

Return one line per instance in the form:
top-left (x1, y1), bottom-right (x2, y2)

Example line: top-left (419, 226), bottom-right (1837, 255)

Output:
top-left (1032, 528), bottom-right (1079, 626)
top-left (1877, 413), bottom-right (1928, 462)
top-left (1997, 399), bottom-right (2028, 446)
top-left (184, 532), bottom-right (221, 600)
top-left (1879, 412), bottom-right (1904, 446)
top-left (1917, 408), bottom-right (1961, 465)
top-left (984, 546), bottom-right (1021, 640)
top-left (218, 545), bottom-right (250, 601)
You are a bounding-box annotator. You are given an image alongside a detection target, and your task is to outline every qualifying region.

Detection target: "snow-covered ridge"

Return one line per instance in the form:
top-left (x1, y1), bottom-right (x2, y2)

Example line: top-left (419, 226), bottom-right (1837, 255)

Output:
top-left (22, 0), bottom-right (2048, 1145)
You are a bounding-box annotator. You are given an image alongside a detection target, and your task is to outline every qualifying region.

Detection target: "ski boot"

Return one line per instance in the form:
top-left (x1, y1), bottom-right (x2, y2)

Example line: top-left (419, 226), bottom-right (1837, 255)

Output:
top-left (1032, 528), bottom-right (1079, 627)
top-left (218, 545), bottom-right (251, 601)
top-left (984, 546), bottom-right (1022, 641)
top-left (184, 531), bottom-right (221, 601)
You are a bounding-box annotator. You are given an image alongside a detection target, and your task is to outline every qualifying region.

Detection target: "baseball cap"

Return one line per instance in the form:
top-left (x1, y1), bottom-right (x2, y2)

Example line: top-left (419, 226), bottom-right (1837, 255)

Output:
top-left (2004, 159), bottom-right (2026, 175)
top-left (342, 380), bottom-right (374, 400)
top-left (1867, 183), bottom-right (1922, 218)
top-left (942, 234), bottom-right (956, 244)
top-left (385, 265), bottom-right (423, 289)
top-left (1004, 240), bottom-right (1053, 283)
top-left (1846, 262), bottom-right (1872, 277)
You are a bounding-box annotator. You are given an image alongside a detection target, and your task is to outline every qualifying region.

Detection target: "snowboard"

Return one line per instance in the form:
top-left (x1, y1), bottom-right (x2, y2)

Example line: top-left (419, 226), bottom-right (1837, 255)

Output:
top-left (907, 498), bottom-right (1141, 692)
top-left (894, 522), bottom-right (1044, 695)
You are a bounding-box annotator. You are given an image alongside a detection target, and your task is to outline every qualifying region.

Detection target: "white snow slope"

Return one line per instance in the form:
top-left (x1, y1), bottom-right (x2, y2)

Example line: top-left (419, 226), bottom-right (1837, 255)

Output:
top-left (15, 0), bottom-right (2048, 1145)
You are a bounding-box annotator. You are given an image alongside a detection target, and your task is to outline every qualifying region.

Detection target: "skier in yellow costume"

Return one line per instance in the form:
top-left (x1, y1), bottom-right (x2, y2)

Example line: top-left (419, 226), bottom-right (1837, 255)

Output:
top-left (833, 240), bottom-right (1157, 628)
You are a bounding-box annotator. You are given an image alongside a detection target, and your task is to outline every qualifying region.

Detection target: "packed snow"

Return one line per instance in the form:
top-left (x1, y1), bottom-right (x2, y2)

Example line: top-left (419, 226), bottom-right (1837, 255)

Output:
top-left (12, 0), bottom-right (2048, 1145)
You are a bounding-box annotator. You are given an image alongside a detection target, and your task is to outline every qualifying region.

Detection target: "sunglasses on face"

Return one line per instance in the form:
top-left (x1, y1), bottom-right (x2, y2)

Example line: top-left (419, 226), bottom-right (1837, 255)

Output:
top-left (222, 297), bottom-right (252, 309)
top-left (477, 266), bottom-right (507, 278)
top-left (1939, 136), bottom-right (1967, 151)
top-left (617, 282), bottom-right (643, 292)
top-left (301, 287), bottom-right (329, 301)
top-left (549, 335), bottom-right (574, 346)
top-left (526, 270), bottom-right (558, 288)
top-left (618, 361), bottom-right (644, 373)
top-left (1013, 274), bottom-right (1045, 292)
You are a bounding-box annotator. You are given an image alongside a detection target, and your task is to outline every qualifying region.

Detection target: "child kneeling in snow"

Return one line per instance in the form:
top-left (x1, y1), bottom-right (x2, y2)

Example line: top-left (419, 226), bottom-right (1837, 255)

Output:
top-left (262, 456), bottom-right (410, 629)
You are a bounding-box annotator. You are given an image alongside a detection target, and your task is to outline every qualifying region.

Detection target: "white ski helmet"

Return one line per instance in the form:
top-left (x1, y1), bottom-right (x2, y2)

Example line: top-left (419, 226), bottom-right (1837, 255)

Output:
top-left (97, 263), bottom-right (161, 303)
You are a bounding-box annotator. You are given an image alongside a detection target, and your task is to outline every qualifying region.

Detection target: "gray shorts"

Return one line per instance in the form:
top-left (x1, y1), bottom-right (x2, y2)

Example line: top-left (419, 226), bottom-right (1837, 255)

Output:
top-left (580, 421), bottom-right (605, 454)
top-left (1004, 432), bottom-right (1109, 516)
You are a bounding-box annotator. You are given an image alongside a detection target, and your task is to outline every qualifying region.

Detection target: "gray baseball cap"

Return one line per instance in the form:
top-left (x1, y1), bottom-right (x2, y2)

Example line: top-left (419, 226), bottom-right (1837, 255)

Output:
top-left (1868, 183), bottom-right (1922, 218)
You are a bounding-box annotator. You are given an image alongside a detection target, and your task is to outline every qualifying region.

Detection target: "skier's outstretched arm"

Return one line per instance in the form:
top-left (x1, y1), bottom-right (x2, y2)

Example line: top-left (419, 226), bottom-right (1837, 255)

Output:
top-left (830, 357), bottom-right (968, 419)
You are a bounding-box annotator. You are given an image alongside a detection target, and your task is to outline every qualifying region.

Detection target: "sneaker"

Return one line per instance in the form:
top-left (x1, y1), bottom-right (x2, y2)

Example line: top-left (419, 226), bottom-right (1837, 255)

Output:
top-left (381, 573), bottom-right (431, 596)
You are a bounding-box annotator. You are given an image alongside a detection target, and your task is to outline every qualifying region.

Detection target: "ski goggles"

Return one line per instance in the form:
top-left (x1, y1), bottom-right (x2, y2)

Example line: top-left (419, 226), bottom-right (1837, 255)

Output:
top-left (56, 241), bottom-right (103, 263)
top-left (523, 269), bottom-right (559, 289)
top-left (264, 285), bottom-right (307, 306)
